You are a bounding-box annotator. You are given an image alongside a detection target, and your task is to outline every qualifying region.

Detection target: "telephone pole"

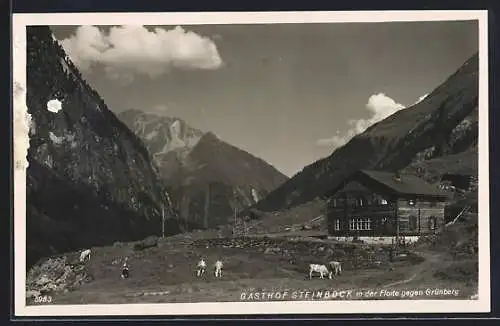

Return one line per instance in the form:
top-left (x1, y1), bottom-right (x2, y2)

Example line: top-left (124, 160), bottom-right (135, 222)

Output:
top-left (161, 203), bottom-right (165, 238)
top-left (232, 189), bottom-right (237, 236)
top-left (233, 206), bottom-right (237, 236)
top-left (395, 212), bottom-right (399, 254)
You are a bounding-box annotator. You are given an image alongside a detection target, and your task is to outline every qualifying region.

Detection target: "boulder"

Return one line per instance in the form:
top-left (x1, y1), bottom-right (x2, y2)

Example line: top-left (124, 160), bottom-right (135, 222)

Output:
top-left (26, 255), bottom-right (94, 297)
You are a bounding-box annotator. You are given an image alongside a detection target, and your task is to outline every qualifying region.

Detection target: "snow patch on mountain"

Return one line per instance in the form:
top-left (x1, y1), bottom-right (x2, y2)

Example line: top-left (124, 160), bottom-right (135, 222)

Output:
top-left (144, 128), bottom-right (159, 141)
top-left (47, 99), bottom-right (63, 113)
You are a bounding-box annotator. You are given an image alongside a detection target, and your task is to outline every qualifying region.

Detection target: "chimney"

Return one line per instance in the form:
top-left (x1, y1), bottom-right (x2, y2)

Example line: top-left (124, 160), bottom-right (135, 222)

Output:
top-left (394, 171), bottom-right (402, 182)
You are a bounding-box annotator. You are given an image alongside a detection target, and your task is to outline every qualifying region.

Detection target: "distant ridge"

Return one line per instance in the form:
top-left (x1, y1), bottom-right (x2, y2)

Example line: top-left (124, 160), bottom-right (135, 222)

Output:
top-left (118, 110), bottom-right (289, 228)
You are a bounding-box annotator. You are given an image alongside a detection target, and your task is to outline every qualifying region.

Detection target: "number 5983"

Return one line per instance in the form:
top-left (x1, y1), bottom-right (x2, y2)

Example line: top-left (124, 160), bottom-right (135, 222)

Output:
top-left (34, 295), bottom-right (52, 303)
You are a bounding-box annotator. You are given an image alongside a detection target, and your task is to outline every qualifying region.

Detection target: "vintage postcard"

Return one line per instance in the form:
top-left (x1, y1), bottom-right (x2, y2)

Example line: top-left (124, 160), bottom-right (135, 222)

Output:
top-left (13, 11), bottom-right (490, 316)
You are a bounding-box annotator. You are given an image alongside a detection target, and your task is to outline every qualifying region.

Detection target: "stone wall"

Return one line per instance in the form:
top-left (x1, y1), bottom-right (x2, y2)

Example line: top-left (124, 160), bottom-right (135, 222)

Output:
top-left (329, 236), bottom-right (420, 245)
top-left (191, 236), bottom-right (392, 270)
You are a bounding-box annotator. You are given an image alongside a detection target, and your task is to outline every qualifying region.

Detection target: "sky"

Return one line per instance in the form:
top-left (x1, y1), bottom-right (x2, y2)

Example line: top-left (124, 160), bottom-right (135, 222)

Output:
top-left (50, 21), bottom-right (478, 177)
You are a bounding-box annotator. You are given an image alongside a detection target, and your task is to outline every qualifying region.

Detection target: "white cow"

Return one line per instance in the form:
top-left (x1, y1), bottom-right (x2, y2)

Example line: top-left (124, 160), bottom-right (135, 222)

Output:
top-left (196, 258), bottom-right (207, 277)
top-left (214, 260), bottom-right (223, 278)
top-left (328, 261), bottom-right (342, 278)
top-left (79, 249), bottom-right (91, 263)
top-left (309, 264), bottom-right (330, 279)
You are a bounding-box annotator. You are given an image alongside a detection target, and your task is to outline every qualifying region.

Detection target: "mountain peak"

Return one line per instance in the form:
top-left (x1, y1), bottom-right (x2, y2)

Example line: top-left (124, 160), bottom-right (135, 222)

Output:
top-left (255, 51), bottom-right (479, 211)
top-left (120, 110), bottom-right (289, 229)
top-left (200, 131), bottom-right (219, 141)
top-left (117, 110), bottom-right (205, 165)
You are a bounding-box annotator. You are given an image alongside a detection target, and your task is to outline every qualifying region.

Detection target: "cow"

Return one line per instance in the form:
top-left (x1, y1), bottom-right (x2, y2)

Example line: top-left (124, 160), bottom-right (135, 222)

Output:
top-left (79, 249), bottom-right (91, 263)
top-left (309, 264), bottom-right (330, 279)
top-left (328, 261), bottom-right (342, 278)
top-left (196, 258), bottom-right (207, 277)
top-left (214, 260), bottom-right (223, 278)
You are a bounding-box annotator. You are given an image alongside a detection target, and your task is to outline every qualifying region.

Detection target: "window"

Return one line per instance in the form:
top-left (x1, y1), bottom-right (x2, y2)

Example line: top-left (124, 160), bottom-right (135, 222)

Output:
top-left (372, 194), bottom-right (387, 206)
top-left (347, 197), bottom-right (359, 208)
top-left (398, 217), bottom-right (410, 232)
top-left (382, 217), bottom-right (395, 232)
top-left (329, 198), bottom-right (337, 208)
top-left (428, 216), bottom-right (437, 230)
top-left (357, 197), bottom-right (365, 207)
top-left (334, 219), bottom-right (341, 231)
top-left (408, 199), bottom-right (416, 206)
top-left (338, 197), bottom-right (345, 208)
top-left (409, 215), bottom-right (418, 231)
top-left (349, 217), bottom-right (372, 231)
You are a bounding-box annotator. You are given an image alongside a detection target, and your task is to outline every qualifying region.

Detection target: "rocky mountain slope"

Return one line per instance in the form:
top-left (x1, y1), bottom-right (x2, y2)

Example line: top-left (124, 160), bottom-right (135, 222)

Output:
top-left (118, 110), bottom-right (289, 228)
top-left (117, 110), bottom-right (204, 182)
top-left (254, 52), bottom-right (479, 212)
top-left (25, 26), bottom-right (180, 269)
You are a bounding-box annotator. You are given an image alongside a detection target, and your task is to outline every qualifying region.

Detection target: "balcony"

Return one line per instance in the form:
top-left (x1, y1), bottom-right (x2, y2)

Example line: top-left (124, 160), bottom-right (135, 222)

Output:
top-left (328, 203), bottom-right (396, 216)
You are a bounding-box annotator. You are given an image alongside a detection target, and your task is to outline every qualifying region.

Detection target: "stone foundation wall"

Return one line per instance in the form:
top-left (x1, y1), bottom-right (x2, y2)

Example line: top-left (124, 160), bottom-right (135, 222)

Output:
top-left (191, 236), bottom-right (392, 270)
top-left (329, 236), bottom-right (420, 245)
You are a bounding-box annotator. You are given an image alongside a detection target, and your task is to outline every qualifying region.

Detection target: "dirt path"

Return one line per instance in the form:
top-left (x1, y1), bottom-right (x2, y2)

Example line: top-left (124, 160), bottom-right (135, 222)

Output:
top-left (382, 251), bottom-right (470, 288)
top-left (382, 273), bottom-right (417, 288)
top-left (380, 250), bottom-right (457, 289)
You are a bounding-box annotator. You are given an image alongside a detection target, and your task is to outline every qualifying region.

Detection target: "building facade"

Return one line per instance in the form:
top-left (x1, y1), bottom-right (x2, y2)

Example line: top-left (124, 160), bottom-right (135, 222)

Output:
top-left (325, 170), bottom-right (450, 237)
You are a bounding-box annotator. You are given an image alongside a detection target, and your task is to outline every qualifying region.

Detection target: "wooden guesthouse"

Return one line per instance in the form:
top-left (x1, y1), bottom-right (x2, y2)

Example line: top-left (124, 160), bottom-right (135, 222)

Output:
top-left (325, 170), bottom-right (451, 238)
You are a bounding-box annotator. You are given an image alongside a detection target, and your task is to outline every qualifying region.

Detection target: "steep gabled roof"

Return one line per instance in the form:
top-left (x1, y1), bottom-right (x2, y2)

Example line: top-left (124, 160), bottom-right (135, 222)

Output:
top-left (359, 169), bottom-right (450, 198)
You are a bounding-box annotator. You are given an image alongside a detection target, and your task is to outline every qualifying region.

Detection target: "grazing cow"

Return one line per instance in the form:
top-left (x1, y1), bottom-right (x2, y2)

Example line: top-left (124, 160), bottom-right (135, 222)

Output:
top-left (196, 258), bottom-right (207, 277)
top-left (328, 261), bottom-right (342, 278)
top-left (309, 264), bottom-right (330, 279)
top-left (79, 249), bottom-right (91, 263)
top-left (214, 260), bottom-right (223, 278)
top-left (121, 257), bottom-right (129, 279)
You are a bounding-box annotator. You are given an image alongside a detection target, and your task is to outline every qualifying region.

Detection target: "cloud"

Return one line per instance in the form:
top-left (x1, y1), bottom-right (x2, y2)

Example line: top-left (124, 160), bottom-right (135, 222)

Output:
top-left (60, 25), bottom-right (223, 82)
top-left (316, 93), bottom-right (406, 149)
